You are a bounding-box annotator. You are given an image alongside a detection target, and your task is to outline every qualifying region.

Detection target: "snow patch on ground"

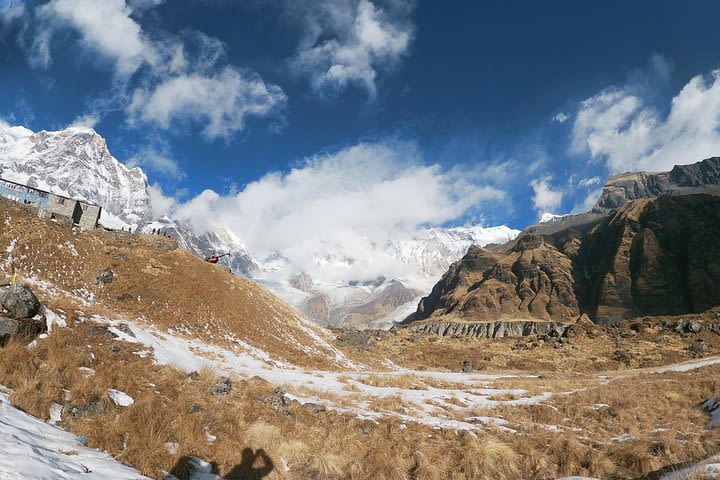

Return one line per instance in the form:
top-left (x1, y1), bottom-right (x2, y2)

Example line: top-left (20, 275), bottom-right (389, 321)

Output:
top-left (0, 389), bottom-right (149, 479)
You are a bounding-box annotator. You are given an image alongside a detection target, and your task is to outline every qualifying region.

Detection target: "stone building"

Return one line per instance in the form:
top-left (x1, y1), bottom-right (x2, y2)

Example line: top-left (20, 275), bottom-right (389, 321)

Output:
top-left (0, 178), bottom-right (101, 230)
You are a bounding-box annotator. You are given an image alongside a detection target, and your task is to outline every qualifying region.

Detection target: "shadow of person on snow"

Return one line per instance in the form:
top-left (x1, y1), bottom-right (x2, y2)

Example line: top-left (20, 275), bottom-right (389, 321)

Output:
top-left (225, 448), bottom-right (274, 480)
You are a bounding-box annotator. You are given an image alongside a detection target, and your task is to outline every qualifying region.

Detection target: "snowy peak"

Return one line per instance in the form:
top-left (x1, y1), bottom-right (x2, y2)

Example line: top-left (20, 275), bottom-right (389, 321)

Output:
top-left (0, 125), bottom-right (151, 225)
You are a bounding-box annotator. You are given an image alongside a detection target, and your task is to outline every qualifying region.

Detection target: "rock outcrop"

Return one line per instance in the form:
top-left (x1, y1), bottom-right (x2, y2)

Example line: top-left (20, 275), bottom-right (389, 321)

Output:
top-left (409, 320), bottom-right (569, 339)
top-left (593, 157), bottom-right (720, 213)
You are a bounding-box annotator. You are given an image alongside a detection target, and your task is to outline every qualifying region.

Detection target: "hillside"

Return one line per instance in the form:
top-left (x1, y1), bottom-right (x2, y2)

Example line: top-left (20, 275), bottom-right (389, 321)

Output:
top-left (406, 158), bottom-right (720, 333)
top-left (0, 199), bottom-right (351, 370)
top-left (0, 170), bottom-right (719, 480)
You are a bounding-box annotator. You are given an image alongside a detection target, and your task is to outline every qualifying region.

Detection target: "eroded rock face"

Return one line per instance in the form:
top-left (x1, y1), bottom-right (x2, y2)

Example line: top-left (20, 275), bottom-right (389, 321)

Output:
top-left (407, 194), bottom-right (720, 330)
top-left (593, 157), bottom-right (720, 213)
top-left (579, 195), bottom-right (720, 323)
top-left (410, 320), bottom-right (569, 339)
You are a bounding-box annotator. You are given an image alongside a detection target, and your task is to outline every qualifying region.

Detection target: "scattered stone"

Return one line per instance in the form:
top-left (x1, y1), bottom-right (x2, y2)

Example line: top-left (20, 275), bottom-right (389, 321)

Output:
top-left (186, 371), bottom-right (200, 381)
top-left (259, 387), bottom-right (290, 416)
top-left (89, 326), bottom-right (118, 339)
top-left (461, 360), bottom-right (474, 373)
top-left (109, 344), bottom-right (121, 353)
top-left (691, 341), bottom-right (709, 353)
top-left (190, 404), bottom-right (204, 414)
top-left (1, 284), bottom-right (41, 319)
top-left (93, 269), bottom-right (114, 285)
top-left (62, 400), bottom-right (105, 418)
top-left (210, 377), bottom-right (232, 396)
top-left (552, 341), bottom-right (564, 349)
top-left (0, 315), bottom-right (47, 346)
top-left (302, 402), bottom-right (327, 413)
top-left (513, 343), bottom-right (528, 350)
top-left (115, 323), bottom-right (135, 337)
top-left (686, 321), bottom-right (703, 334)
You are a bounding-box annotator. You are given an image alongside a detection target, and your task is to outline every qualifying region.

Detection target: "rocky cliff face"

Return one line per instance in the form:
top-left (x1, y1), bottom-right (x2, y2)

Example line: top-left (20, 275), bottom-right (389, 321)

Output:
top-left (593, 157), bottom-right (720, 213)
top-left (578, 194), bottom-right (720, 323)
top-left (408, 194), bottom-right (720, 330)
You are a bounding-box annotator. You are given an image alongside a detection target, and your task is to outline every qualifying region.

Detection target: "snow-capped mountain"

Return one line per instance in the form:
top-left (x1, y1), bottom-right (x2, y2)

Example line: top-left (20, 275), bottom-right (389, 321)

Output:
top-left (0, 125), bottom-right (520, 327)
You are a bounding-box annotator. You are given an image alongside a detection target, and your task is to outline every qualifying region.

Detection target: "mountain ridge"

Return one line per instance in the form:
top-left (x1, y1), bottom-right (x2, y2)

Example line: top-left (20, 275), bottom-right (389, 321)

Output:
top-left (0, 124), bottom-right (519, 326)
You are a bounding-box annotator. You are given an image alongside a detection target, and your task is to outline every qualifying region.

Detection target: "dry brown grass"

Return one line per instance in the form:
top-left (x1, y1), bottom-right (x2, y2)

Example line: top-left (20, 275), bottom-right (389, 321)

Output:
top-left (0, 201), bottom-right (363, 371)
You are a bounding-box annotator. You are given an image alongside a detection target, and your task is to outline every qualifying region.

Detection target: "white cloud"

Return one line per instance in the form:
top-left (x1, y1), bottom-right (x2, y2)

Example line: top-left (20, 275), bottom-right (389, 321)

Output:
top-left (172, 140), bottom-right (505, 281)
top-left (127, 146), bottom-right (184, 180)
top-left (553, 112), bottom-right (570, 123)
top-left (34, 0), bottom-right (156, 76)
top-left (290, 0), bottom-right (414, 98)
top-left (27, 1), bottom-right (285, 139)
top-left (530, 176), bottom-right (563, 214)
top-left (147, 183), bottom-right (177, 217)
top-left (127, 67), bottom-right (286, 139)
top-left (68, 113), bottom-right (99, 129)
top-left (571, 69), bottom-right (720, 173)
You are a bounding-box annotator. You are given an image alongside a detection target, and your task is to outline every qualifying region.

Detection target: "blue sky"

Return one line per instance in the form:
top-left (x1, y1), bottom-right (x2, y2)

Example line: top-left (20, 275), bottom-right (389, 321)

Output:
top-left (2, 0), bottom-right (720, 238)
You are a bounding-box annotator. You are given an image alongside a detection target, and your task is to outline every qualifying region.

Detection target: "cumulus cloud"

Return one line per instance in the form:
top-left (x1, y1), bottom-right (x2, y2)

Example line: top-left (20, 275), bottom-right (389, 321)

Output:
top-left (147, 183), bottom-right (177, 217)
top-left (530, 176), bottom-right (563, 215)
top-left (171, 140), bottom-right (505, 281)
top-left (25, 1), bottom-right (285, 139)
top-left (127, 67), bottom-right (286, 139)
top-left (570, 69), bottom-right (720, 173)
top-left (34, 0), bottom-right (156, 76)
top-left (289, 0), bottom-right (414, 98)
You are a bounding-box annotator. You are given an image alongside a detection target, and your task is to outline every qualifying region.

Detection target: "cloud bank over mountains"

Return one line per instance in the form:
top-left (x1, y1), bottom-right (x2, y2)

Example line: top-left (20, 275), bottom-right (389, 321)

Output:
top-left (170, 140), bottom-right (505, 281)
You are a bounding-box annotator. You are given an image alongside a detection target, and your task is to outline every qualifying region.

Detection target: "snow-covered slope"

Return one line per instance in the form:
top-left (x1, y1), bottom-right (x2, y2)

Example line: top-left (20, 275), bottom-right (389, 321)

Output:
top-left (0, 124), bottom-right (520, 326)
top-left (0, 388), bottom-right (149, 479)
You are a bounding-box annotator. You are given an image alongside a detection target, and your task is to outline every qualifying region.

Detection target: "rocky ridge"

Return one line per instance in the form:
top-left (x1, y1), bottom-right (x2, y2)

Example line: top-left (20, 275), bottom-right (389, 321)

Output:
top-left (406, 158), bottom-right (720, 337)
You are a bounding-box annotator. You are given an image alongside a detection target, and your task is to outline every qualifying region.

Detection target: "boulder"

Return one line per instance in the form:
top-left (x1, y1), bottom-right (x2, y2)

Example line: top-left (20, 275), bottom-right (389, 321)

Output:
top-left (1, 285), bottom-right (41, 319)
top-left (211, 377), bottom-right (232, 396)
top-left (0, 315), bottom-right (47, 346)
top-left (93, 269), bottom-right (114, 285)
top-left (691, 341), bottom-right (709, 353)
top-left (686, 321), bottom-right (703, 334)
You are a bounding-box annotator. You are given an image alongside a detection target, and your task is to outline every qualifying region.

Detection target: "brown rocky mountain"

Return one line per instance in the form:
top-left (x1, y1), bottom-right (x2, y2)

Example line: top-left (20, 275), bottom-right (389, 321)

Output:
top-left (405, 158), bottom-right (720, 336)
